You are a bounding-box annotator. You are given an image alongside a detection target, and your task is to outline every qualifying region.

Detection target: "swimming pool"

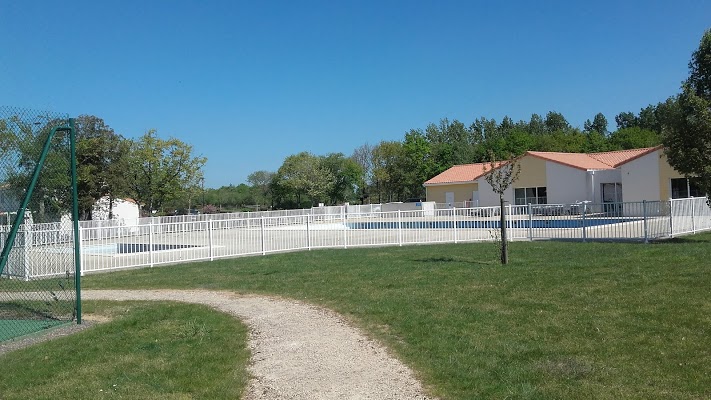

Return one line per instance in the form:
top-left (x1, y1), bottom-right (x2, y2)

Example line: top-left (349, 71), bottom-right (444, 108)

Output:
top-left (82, 243), bottom-right (201, 255)
top-left (346, 218), bottom-right (641, 230)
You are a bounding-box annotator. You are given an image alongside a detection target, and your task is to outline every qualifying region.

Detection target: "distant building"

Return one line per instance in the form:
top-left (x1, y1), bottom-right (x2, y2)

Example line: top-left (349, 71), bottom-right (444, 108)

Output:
top-left (424, 146), bottom-right (704, 207)
top-left (0, 184), bottom-right (21, 225)
top-left (92, 196), bottom-right (140, 223)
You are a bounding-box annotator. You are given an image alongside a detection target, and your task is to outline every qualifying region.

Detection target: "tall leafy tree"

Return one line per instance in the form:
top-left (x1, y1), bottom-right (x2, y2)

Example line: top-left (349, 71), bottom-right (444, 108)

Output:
top-left (528, 113), bottom-right (546, 136)
top-left (401, 129), bottom-right (433, 199)
top-left (74, 115), bottom-right (130, 219)
top-left (544, 111), bottom-right (570, 133)
top-left (584, 113), bottom-right (609, 135)
top-left (615, 112), bottom-right (638, 130)
top-left (273, 152), bottom-right (333, 207)
top-left (0, 116), bottom-right (70, 222)
top-left (247, 170), bottom-right (275, 207)
top-left (659, 28), bottom-right (711, 203)
top-left (351, 143), bottom-right (374, 203)
top-left (608, 127), bottom-right (660, 150)
top-left (321, 153), bottom-right (363, 204)
top-left (371, 141), bottom-right (405, 202)
top-left (127, 130), bottom-right (207, 214)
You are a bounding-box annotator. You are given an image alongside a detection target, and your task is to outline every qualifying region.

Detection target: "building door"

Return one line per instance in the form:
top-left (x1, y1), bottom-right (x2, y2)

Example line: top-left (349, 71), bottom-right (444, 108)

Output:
top-left (471, 190), bottom-right (479, 207)
top-left (602, 183), bottom-right (622, 214)
top-left (445, 192), bottom-right (455, 207)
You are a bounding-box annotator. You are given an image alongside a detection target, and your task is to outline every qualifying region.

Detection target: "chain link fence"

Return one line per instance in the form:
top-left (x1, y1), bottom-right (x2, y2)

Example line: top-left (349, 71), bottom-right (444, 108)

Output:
top-left (0, 106), bottom-right (78, 342)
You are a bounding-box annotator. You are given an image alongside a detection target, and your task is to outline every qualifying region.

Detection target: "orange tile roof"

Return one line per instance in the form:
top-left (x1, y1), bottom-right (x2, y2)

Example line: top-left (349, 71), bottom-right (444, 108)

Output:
top-left (588, 146), bottom-right (661, 167)
top-left (529, 146), bottom-right (661, 170)
top-left (424, 163), bottom-right (490, 185)
top-left (425, 146), bottom-right (663, 185)
top-left (527, 151), bottom-right (612, 170)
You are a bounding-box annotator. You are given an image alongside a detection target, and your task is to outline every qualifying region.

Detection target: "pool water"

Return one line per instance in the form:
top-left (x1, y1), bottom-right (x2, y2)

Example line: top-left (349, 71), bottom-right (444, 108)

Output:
top-left (346, 218), bottom-right (640, 230)
top-left (82, 243), bottom-right (200, 255)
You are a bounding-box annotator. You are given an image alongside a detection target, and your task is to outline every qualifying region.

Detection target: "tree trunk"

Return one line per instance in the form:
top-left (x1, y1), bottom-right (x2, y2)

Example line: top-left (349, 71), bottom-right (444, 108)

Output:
top-left (499, 195), bottom-right (508, 265)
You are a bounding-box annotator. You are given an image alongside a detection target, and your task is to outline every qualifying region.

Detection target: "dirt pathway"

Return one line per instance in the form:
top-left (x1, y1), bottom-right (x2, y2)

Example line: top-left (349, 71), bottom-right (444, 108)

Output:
top-left (79, 290), bottom-right (434, 400)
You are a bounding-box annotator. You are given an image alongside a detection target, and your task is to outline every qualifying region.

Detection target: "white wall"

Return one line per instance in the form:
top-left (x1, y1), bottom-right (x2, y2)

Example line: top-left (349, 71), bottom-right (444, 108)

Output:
top-left (92, 197), bottom-right (140, 223)
top-left (546, 162), bottom-right (588, 204)
top-left (586, 169), bottom-right (622, 203)
top-left (620, 152), bottom-right (660, 203)
top-left (476, 177), bottom-right (513, 207)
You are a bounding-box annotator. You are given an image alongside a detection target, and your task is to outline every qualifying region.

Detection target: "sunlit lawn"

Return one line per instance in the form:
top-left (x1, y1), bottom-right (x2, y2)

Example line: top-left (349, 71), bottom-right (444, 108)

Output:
top-left (2, 233), bottom-right (710, 399)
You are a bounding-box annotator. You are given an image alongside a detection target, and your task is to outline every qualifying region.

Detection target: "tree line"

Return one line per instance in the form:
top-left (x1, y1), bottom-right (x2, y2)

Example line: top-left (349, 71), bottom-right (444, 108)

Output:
top-left (242, 28), bottom-right (711, 209)
top-left (239, 108), bottom-right (663, 209)
top-left (0, 114), bottom-right (206, 220)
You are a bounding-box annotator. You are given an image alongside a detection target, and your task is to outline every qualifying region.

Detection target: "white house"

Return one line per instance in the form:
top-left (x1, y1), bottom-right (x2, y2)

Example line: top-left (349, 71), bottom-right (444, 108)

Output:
top-left (424, 146), bottom-right (702, 209)
top-left (92, 196), bottom-right (140, 224)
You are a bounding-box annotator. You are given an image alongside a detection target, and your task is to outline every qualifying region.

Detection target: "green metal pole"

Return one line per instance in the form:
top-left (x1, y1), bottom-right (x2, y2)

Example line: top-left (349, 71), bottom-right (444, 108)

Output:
top-left (70, 118), bottom-right (82, 324)
top-left (0, 125), bottom-right (69, 276)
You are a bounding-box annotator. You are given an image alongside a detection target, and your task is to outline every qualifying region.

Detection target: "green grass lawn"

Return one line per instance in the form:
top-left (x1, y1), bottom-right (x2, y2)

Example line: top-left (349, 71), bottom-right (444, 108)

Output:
top-left (0, 301), bottom-right (250, 400)
top-left (3, 233), bottom-right (711, 399)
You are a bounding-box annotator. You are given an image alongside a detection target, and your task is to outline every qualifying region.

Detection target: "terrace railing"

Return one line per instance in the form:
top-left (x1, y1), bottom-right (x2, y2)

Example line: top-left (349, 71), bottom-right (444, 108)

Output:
top-left (7, 197), bottom-right (711, 279)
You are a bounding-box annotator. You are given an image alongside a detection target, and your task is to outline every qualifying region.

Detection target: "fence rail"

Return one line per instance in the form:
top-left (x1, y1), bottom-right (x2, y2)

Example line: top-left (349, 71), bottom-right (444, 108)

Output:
top-left (3, 198), bottom-right (710, 280)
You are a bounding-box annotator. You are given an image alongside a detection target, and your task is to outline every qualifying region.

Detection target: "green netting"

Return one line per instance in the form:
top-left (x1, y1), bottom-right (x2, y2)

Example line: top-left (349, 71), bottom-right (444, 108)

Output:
top-left (0, 106), bottom-right (78, 342)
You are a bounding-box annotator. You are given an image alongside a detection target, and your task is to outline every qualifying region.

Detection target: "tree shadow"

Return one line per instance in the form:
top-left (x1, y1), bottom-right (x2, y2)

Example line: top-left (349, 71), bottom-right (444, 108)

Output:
top-left (650, 236), bottom-right (711, 245)
top-left (414, 257), bottom-right (498, 266)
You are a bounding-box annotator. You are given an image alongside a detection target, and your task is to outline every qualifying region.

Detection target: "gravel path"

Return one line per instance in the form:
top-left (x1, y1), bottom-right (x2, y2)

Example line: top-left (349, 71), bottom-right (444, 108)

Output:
top-left (75, 289), bottom-right (435, 400)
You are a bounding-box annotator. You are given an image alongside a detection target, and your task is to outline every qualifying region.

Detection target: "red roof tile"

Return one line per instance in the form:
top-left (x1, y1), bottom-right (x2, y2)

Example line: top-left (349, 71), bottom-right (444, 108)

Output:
top-left (425, 147), bottom-right (663, 185)
top-left (424, 163), bottom-right (490, 185)
top-left (527, 151), bottom-right (612, 170)
top-left (588, 146), bottom-right (661, 167)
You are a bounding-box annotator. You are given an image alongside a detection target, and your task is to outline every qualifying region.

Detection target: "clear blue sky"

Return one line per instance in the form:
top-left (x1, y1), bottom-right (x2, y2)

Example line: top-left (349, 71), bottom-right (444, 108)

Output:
top-left (2, 1), bottom-right (709, 188)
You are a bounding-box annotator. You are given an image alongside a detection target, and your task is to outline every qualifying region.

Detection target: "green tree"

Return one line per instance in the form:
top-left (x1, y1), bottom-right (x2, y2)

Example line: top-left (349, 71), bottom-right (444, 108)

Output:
top-left (273, 152), bottom-right (333, 207)
top-left (615, 112), bottom-right (638, 130)
top-left (247, 170), bottom-right (275, 208)
top-left (584, 113), bottom-right (609, 135)
top-left (638, 105), bottom-right (660, 132)
top-left (659, 29), bottom-right (711, 202)
top-left (74, 115), bottom-right (131, 219)
top-left (401, 130), bottom-right (433, 199)
top-left (0, 115), bottom-right (72, 222)
top-left (544, 111), bottom-right (570, 133)
top-left (371, 141), bottom-right (405, 202)
top-left (608, 127), bottom-right (660, 150)
top-left (126, 130), bottom-right (207, 215)
top-left (527, 113), bottom-right (546, 136)
top-left (483, 153), bottom-right (521, 265)
top-left (351, 143), bottom-right (374, 203)
top-left (321, 153), bottom-right (363, 204)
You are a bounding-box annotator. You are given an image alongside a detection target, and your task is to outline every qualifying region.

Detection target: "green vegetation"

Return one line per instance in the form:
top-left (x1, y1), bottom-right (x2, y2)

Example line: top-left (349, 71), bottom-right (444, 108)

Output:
top-left (660, 28), bottom-right (711, 203)
top-left (0, 301), bottom-right (250, 400)
top-left (68, 234), bottom-right (711, 399)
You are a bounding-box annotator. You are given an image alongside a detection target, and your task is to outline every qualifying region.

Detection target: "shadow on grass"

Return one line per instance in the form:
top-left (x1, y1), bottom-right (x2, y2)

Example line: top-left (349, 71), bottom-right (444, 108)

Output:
top-left (651, 236), bottom-right (711, 244)
top-left (414, 256), bottom-right (498, 266)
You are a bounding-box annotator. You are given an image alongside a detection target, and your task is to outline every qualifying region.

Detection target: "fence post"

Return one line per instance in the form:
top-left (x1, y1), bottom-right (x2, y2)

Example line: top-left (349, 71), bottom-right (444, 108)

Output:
top-left (507, 204), bottom-right (512, 242)
top-left (149, 218), bottom-right (154, 268)
top-left (306, 214), bottom-right (311, 250)
top-left (668, 199), bottom-right (674, 238)
top-left (528, 203), bottom-right (533, 241)
top-left (22, 230), bottom-right (30, 281)
top-left (79, 226), bottom-right (85, 277)
top-left (453, 208), bottom-right (458, 243)
top-left (691, 199), bottom-right (696, 234)
top-left (643, 200), bottom-right (648, 243)
top-left (343, 208), bottom-right (347, 249)
top-left (398, 210), bottom-right (403, 246)
top-left (260, 216), bottom-right (266, 255)
top-left (582, 203), bottom-right (587, 242)
top-left (208, 219), bottom-right (214, 261)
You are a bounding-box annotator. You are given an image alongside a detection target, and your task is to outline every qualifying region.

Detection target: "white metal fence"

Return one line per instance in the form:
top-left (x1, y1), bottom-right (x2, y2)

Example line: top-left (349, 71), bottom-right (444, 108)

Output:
top-left (3, 198), bottom-right (710, 279)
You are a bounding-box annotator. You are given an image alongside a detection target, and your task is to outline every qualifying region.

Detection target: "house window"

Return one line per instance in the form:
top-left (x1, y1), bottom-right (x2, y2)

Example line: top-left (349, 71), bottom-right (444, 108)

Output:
top-left (671, 178), bottom-right (703, 199)
top-left (514, 187), bottom-right (547, 205)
